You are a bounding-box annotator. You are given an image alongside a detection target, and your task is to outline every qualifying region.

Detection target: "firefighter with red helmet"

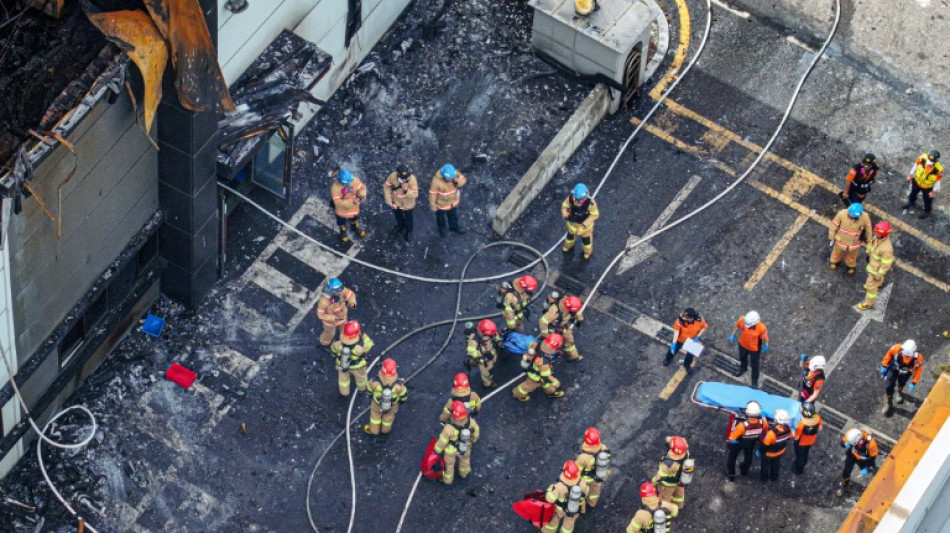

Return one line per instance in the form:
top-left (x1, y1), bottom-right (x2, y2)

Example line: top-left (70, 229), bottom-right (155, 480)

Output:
top-left (513, 334), bottom-right (565, 401)
top-left (465, 319), bottom-right (500, 388)
top-left (626, 482), bottom-right (678, 532)
top-left (433, 401), bottom-right (480, 484)
top-left (329, 320), bottom-right (374, 397)
top-left (652, 436), bottom-right (694, 510)
top-left (499, 275), bottom-right (539, 332)
top-left (542, 460), bottom-right (590, 533)
top-left (439, 373), bottom-right (481, 423)
top-left (315, 277), bottom-right (357, 346)
top-left (858, 220), bottom-right (894, 310)
top-left (575, 427), bottom-right (611, 508)
top-left (539, 294), bottom-right (585, 362)
top-left (364, 358), bottom-right (407, 435)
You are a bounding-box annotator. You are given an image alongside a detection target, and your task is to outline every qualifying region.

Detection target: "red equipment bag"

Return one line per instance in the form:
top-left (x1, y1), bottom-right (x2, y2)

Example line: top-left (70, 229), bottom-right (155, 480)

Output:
top-left (420, 437), bottom-right (445, 480)
top-left (512, 490), bottom-right (555, 528)
top-left (165, 362), bottom-right (197, 389)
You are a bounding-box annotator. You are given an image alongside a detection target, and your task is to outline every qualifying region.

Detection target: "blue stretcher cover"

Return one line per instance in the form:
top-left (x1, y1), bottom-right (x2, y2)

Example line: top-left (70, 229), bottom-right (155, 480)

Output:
top-left (502, 332), bottom-right (538, 356)
top-left (691, 381), bottom-right (802, 427)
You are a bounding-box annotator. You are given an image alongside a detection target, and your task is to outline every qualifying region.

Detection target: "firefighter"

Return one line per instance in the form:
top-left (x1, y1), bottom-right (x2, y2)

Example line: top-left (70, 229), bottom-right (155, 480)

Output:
top-left (428, 163), bottom-right (467, 236)
top-left (466, 319), bottom-right (500, 388)
top-left (382, 164), bottom-right (418, 242)
top-left (858, 221), bottom-right (894, 310)
top-left (829, 202), bottom-right (873, 275)
top-left (364, 358), bottom-right (407, 435)
top-left (330, 169), bottom-right (367, 243)
top-left (315, 277), bottom-right (357, 346)
top-left (561, 183), bottom-right (600, 260)
top-left (330, 320), bottom-right (373, 397)
top-left (839, 153), bottom-right (878, 205)
top-left (725, 401), bottom-right (767, 482)
top-left (513, 334), bottom-right (565, 401)
top-left (499, 275), bottom-right (539, 332)
top-left (903, 150), bottom-right (943, 219)
top-left (835, 428), bottom-right (879, 497)
top-left (729, 311), bottom-right (769, 388)
top-left (575, 427), bottom-right (610, 508)
top-left (652, 436), bottom-right (693, 510)
top-left (626, 482), bottom-right (678, 532)
top-left (799, 355), bottom-right (826, 404)
top-left (880, 340), bottom-right (924, 415)
top-left (433, 401), bottom-right (480, 484)
top-left (664, 307), bottom-right (708, 371)
top-left (792, 402), bottom-right (823, 475)
top-left (439, 373), bottom-right (481, 423)
top-left (539, 295), bottom-right (585, 362)
top-left (759, 409), bottom-right (792, 483)
top-left (542, 460), bottom-right (589, 533)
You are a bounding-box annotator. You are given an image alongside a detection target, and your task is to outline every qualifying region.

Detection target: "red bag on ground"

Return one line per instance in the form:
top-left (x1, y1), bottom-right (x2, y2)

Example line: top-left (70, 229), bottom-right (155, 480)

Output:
top-left (420, 437), bottom-right (445, 480)
top-left (165, 362), bottom-right (196, 389)
top-left (512, 490), bottom-right (555, 527)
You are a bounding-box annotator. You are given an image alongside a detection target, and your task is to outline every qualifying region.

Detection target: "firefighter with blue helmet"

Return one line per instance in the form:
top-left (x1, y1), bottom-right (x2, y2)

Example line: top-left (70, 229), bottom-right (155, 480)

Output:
top-left (829, 202), bottom-right (872, 275)
top-left (561, 183), bottom-right (600, 259)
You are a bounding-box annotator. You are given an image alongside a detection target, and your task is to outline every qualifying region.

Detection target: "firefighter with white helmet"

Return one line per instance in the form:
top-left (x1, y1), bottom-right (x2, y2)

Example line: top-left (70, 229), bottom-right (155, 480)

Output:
top-left (799, 355), bottom-right (826, 404)
top-left (652, 436), bottom-right (693, 510)
top-left (575, 427), bottom-right (611, 508)
top-left (729, 311), bottom-right (769, 388)
top-left (759, 409), bottom-right (792, 482)
top-left (364, 358), bottom-right (407, 435)
top-left (835, 428), bottom-right (879, 497)
top-left (433, 401), bottom-right (480, 484)
top-left (330, 320), bottom-right (373, 397)
top-left (542, 460), bottom-right (590, 533)
top-left (626, 482), bottom-right (678, 532)
top-left (725, 401), bottom-right (768, 482)
top-left (880, 340), bottom-right (924, 415)
top-left (858, 221), bottom-right (894, 310)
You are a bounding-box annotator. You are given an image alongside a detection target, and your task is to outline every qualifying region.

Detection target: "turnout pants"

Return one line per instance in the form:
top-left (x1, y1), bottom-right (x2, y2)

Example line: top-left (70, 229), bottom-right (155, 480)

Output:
top-left (830, 244), bottom-right (861, 268)
top-left (563, 222), bottom-right (594, 258)
top-left (792, 443), bottom-right (812, 474)
top-left (320, 320), bottom-right (344, 346)
top-left (476, 358), bottom-right (495, 387)
top-left (658, 482), bottom-right (685, 510)
top-left (585, 480), bottom-right (603, 508)
top-left (542, 508), bottom-right (578, 533)
top-left (337, 366), bottom-right (368, 397)
top-left (442, 449), bottom-right (471, 485)
top-left (561, 327), bottom-right (581, 360)
top-left (513, 375), bottom-right (560, 400)
top-left (726, 440), bottom-right (756, 477)
top-left (862, 273), bottom-right (885, 307)
top-left (367, 401), bottom-right (399, 435)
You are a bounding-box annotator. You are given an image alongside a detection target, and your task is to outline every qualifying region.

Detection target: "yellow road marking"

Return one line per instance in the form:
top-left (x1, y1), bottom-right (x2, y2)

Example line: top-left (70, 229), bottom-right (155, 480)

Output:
top-left (649, 0), bottom-right (691, 100)
top-left (744, 213), bottom-right (809, 291)
top-left (659, 366), bottom-right (688, 400)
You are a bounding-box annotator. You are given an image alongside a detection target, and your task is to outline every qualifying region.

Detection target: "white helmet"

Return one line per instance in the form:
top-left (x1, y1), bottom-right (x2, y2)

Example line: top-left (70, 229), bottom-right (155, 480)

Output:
top-left (774, 409), bottom-right (790, 425)
top-left (901, 340), bottom-right (917, 356)
top-left (744, 310), bottom-right (761, 327)
top-left (845, 428), bottom-right (864, 446)
top-left (745, 401), bottom-right (762, 417)
top-left (810, 355), bottom-right (826, 371)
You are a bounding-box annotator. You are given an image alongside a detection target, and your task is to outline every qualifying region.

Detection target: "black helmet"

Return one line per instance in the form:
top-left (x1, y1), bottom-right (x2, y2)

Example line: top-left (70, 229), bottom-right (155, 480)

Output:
top-left (681, 308), bottom-right (699, 321)
top-left (929, 150), bottom-right (941, 161)
top-left (396, 164), bottom-right (411, 177)
top-left (862, 153), bottom-right (876, 164)
top-left (802, 402), bottom-right (815, 417)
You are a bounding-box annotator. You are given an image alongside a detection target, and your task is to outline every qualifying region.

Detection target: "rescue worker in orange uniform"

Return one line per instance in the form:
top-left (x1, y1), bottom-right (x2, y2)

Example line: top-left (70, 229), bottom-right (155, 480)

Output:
top-left (575, 427), bottom-right (610, 508)
top-left (626, 482), bottom-right (678, 532)
top-left (725, 401), bottom-right (767, 482)
top-left (330, 320), bottom-right (374, 397)
top-left (382, 164), bottom-right (418, 242)
top-left (539, 295), bottom-right (585, 362)
top-left (729, 311), bottom-right (769, 388)
top-left (428, 163), bottom-right (466, 236)
top-left (330, 169), bottom-right (367, 243)
top-left (858, 221), bottom-right (894, 310)
top-left (499, 275), bottom-right (538, 332)
top-left (829, 202), bottom-right (872, 274)
top-left (664, 308), bottom-right (708, 371)
top-left (561, 183), bottom-right (600, 259)
top-left (542, 460), bottom-right (589, 533)
top-left (792, 402), bottom-right (823, 475)
top-left (315, 277), bottom-right (357, 345)
top-left (433, 401), bottom-right (480, 484)
top-left (513, 334), bottom-right (565, 401)
top-left (835, 428), bottom-right (879, 497)
top-left (799, 355), bottom-right (826, 404)
top-left (759, 409), bottom-right (792, 482)
top-left (904, 150), bottom-right (943, 219)
top-left (439, 373), bottom-right (481, 423)
top-left (839, 153), bottom-right (878, 205)
top-left (465, 319), bottom-right (500, 388)
top-left (364, 358), bottom-right (407, 435)
top-left (880, 340), bottom-right (924, 415)
top-left (652, 436), bottom-right (692, 510)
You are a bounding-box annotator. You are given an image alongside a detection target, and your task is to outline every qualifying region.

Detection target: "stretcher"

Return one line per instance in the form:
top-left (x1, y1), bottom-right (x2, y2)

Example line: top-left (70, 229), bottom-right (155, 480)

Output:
top-left (690, 381), bottom-right (802, 428)
top-left (512, 490), bottom-right (555, 527)
top-left (420, 437), bottom-right (445, 480)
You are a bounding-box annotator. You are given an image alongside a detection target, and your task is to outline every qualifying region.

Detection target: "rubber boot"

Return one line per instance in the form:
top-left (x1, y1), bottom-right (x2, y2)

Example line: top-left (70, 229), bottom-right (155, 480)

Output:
top-left (847, 267), bottom-right (856, 275)
top-left (830, 263), bottom-right (837, 270)
top-left (896, 388), bottom-right (905, 404)
top-left (351, 221), bottom-right (366, 238)
top-left (339, 225), bottom-right (350, 243)
top-left (881, 394), bottom-right (893, 415)
top-left (835, 478), bottom-right (850, 498)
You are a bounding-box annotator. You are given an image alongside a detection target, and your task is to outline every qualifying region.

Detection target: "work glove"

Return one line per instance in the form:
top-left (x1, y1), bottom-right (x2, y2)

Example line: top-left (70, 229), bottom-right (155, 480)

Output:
top-left (694, 334), bottom-right (702, 341)
top-left (909, 383), bottom-right (916, 392)
top-left (844, 443), bottom-right (852, 450)
top-left (761, 344), bottom-right (769, 353)
top-left (755, 449), bottom-right (761, 457)
top-left (860, 468), bottom-right (869, 477)
top-left (729, 334), bottom-right (737, 345)
top-left (727, 439), bottom-right (738, 445)
top-left (670, 345), bottom-right (676, 355)
top-left (800, 354), bottom-right (807, 362)
top-left (880, 366), bottom-right (888, 379)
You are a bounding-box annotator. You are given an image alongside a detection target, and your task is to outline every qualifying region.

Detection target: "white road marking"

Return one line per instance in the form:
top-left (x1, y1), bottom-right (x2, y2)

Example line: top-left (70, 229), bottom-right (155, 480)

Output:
top-left (786, 35), bottom-right (815, 52)
top-left (711, 0), bottom-right (750, 19)
top-left (618, 175), bottom-right (702, 274)
top-left (823, 283), bottom-right (893, 377)
top-left (211, 345), bottom-right (263, 385)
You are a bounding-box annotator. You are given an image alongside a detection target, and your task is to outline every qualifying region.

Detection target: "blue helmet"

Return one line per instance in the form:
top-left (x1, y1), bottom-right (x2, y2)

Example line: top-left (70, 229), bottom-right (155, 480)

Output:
top-left (572, 183), bottom-right (589, 201)
top-left (327, 278), bottom-right (343, 293)
top-left (440, 164), bottom-right (457, 179)
top-left (847, 203), bottom-right (864, 218)
top-left (338, 169), bottom-right (353, 185)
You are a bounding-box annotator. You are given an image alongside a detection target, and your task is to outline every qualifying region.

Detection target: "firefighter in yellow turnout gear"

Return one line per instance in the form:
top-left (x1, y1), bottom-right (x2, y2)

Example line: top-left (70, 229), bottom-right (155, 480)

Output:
top-left (439, 373), bottom-right (481, 423)
top-left (498, 275), bottom-right (538, 332)
top-left (829, 202), bottom-right (872, 274)
top-left (315, 277), bottom-right (357, 346)
top-left (466, 320), bottom-right (500, 388)
top-left (626, 482), bottom-right (678, 532)
top-left (513, 334), bottom-right (566, 401)
top-left (575, 427), bottom-right (610, 508)
top-left (543, 461), bottom-right (590, 533)
top-left (363, 358), bottom-right (407, 435)
top-left (561, 183), bottom-right (599, 259)
top-left (858, 221), bottom-right (894, 310)
top-left (652, 436), bottom-right (694, 510)
top-left (330, 320), bottom-right (373, 396)
top-left (540, 295), bottom-right (585, 361)
top-left (433, 401), bottom-right (480, 484)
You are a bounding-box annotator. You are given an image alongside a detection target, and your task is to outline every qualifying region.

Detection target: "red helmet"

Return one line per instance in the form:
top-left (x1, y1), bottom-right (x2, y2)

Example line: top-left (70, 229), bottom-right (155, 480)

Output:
top-left (343, 320), bottom-right (361, 338)
top-left (543, 333), bottom-right (564, 351)
top-left (562, 460), bottom-right (580, 481)
top-left (640, 482), bottom-right (658, 498)
top-left (669, 436), bottom-right (688, 456)
top-left (563, 295), bottom-right (582, 313)
top-left (477, 319), bottom-right (498, 337)
top-left (381, 358), bottom-right (397, 378)
top-left (874, 220), bottom-right (892, 237)
top-left (451, 400), bottom-right (468, 420)
top-left (517, 275), bottom-right (538, 293)
top-left (453, 373), bottom-right (470, 390)
top-left (584, 427), bottom-right (601, 447)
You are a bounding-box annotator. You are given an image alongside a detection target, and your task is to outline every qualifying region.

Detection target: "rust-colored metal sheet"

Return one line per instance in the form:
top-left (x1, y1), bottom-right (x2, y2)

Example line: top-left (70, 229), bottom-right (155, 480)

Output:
top-left (29, 0), bottom-right (67, 18)
top-left (82, 4), bottom-right (168, 133)
top-left (143, 0), bottom-right (235, 113)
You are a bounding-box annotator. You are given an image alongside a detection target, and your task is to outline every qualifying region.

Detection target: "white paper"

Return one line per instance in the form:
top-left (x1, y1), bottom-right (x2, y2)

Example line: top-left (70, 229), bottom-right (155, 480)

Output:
top-left (683, 338), bottom-right (704, 357)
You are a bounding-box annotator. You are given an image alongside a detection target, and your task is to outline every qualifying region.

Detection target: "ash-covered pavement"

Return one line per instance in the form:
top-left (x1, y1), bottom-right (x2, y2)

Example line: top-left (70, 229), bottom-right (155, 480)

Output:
top-left (3, 0), bottom-right (950, 532)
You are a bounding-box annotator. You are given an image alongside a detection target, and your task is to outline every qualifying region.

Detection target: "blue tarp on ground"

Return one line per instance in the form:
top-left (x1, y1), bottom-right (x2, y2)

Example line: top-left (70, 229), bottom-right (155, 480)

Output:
top-left (693, 381), bottom-right (803, 426)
